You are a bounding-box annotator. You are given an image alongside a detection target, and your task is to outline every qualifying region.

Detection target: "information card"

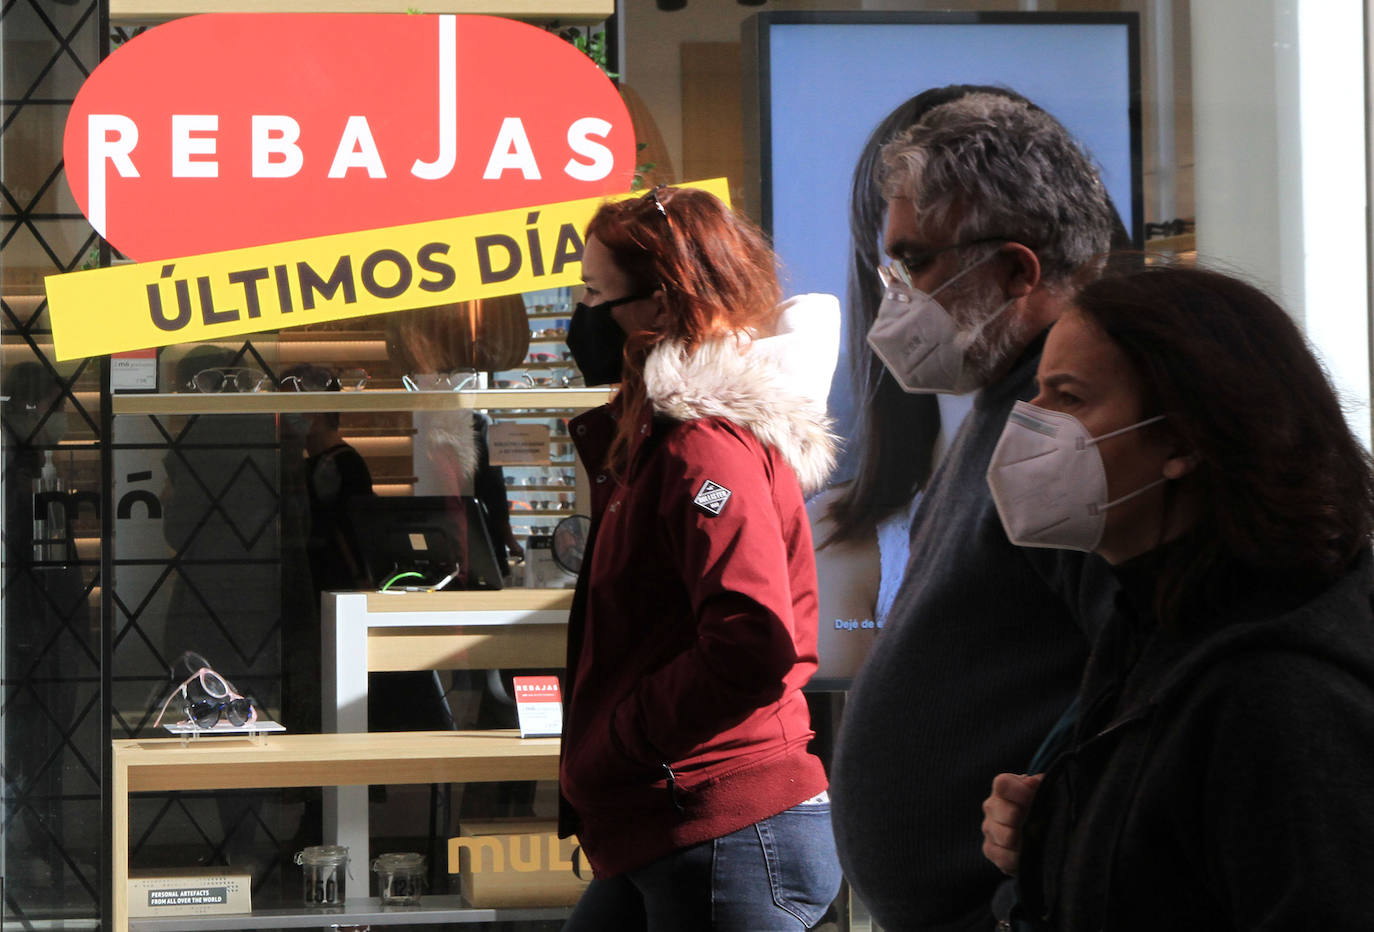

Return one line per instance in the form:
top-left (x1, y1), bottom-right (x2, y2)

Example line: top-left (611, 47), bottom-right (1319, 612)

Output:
top-left (513, 675), bottom-right (563, 737)
top-left (110, 349), bottom-right (158, 392)
top-left (489, 422), bottom-right (552, 466)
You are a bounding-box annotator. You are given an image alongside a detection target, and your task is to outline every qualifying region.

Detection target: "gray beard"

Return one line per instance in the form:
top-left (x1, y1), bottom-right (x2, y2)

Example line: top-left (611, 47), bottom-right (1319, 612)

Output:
top-left (948, 284), bottom-right (1024, 392)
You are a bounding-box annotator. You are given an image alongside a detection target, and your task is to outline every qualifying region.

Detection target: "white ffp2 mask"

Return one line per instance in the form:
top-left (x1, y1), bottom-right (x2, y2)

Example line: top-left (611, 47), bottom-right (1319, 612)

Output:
top-left (986, 401), bottom-right (1167, 552)
top-left (866, 252), bottom-right (1011, 395)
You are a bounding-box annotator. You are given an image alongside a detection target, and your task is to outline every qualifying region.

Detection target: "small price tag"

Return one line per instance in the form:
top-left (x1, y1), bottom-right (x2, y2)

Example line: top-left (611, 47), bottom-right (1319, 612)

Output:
top-left (512, 675), bottom-right (562, 737)
top-left (111, 349), bottom-right (158, 392)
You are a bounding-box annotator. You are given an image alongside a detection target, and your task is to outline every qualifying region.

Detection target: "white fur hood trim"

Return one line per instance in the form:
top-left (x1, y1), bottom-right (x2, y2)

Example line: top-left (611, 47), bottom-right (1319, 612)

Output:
top-left (642, 293), bottom-right (841, 494)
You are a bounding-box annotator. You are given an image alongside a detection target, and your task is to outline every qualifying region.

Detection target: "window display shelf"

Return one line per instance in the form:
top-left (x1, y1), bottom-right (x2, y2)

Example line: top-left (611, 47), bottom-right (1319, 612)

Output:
top-left (129, 898), bottom-right (572, 930)
top-left (517, 360), bottom-right (575, 369)
top-left (1144, 232), bottom-right (1197, 255)
top-left (111, 387), bottom-right (613, 416)
top-left (322, 590), bottom-right (572, 873)
top-left (111, 0), bottom-right (613, 26)
top-left (113, 731), bottom-right (562, 932)
top-left (360, 587), bottom-right (572, 614)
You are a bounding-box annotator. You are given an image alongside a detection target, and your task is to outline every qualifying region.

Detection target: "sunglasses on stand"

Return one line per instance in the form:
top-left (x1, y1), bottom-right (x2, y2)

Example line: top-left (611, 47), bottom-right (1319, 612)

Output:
top-left (153, 664), bottom-right (257, 729)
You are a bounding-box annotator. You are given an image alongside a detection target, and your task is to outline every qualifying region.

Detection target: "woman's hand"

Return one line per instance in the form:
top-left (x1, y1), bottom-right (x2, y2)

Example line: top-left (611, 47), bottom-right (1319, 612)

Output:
top-left (981, 772), bottom-right (1043, 876)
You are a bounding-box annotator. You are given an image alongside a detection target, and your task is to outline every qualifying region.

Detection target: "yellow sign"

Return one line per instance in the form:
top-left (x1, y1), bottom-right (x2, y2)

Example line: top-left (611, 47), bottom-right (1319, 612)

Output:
top-left (45, 178), bottom-right (732, 361)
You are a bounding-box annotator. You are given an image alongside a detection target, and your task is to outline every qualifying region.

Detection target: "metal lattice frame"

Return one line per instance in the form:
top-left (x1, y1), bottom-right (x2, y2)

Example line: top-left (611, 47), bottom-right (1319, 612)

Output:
top-left (1, 0), bottom-right (106, 927)
top-left (1, 4), bottom-right (299, 926)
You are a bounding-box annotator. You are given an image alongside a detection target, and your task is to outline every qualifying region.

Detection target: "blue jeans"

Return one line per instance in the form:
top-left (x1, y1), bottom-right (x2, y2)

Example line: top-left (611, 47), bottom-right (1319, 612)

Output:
top-left (561, 801), bottom-right (841, 932)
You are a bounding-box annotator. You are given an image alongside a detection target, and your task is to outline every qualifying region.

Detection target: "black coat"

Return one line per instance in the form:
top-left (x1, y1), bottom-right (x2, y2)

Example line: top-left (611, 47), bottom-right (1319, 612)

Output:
top-left (1016, 548), bottom-right (1374, 931)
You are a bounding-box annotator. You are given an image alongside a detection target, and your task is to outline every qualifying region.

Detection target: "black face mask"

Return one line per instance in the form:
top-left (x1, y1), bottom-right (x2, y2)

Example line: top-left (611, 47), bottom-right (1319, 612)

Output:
top-left (566, 294), bottom-right (651, 386)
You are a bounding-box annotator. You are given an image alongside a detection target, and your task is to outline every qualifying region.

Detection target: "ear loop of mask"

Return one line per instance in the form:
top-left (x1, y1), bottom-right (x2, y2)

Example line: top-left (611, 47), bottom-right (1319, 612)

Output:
top-left (926, 242), bottom-right (1006, 299)
top-left (928, 245), bottom-right (1017, 349)
top-left (1080, 414), bottom-right (1170, 516)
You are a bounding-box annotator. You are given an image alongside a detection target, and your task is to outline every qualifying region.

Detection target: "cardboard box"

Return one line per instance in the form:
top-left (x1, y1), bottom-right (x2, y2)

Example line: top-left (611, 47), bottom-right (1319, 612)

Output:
top-left (128, 866), bottom-right (252, 918)
top-left (450, 819), bottom-right (590, 907)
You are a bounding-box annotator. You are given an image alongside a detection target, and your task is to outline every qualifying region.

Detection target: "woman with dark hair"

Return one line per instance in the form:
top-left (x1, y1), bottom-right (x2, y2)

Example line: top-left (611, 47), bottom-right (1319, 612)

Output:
top-left (810, 87), bottom-right (1009, 671)
top-left (979, 266), bottom-right (1374, 929)
top-left (558, 185), bottom-right (842, 930)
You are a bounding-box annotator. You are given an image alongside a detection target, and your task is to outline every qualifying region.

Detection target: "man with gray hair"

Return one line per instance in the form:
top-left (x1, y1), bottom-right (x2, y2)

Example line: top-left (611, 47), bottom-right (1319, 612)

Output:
top-left (829, 91), bottom-right (1118, 930)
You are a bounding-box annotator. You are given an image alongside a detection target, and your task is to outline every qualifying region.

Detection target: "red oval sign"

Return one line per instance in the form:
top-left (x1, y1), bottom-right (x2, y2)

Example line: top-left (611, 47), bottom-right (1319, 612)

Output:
top-left (64, 14), bottom-right (635, 261)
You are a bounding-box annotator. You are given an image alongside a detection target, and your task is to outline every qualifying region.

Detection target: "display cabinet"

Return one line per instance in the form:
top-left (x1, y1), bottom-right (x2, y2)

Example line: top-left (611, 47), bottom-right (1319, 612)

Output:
top-left (108, 295), bottom-right (608, 927)
top-left (112, 730), bottom-right (563, 931)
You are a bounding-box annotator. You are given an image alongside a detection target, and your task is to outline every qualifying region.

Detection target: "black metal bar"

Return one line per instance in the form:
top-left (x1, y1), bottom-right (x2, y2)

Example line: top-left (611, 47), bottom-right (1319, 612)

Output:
top-left (97, 1), bottom-right (113, 929)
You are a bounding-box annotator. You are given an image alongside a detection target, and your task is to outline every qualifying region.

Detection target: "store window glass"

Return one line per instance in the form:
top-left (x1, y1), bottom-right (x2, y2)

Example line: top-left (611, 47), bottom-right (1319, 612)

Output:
top-left (2, 0), bottom-right (105, 925)
top-left (1, 0), bottom-right (1367, 929)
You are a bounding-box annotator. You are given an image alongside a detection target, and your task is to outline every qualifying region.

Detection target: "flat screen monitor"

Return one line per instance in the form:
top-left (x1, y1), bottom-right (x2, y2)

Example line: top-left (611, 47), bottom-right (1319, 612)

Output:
top-left (348, 495), bottom-right (504, 591)
top-left (747, 11), bottom-right (1141, 463)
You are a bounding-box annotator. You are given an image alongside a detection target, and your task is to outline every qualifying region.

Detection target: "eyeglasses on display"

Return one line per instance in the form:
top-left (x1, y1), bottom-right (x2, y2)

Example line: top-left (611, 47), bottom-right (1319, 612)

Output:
top-left (188, 367), bottom-right (270, 393)
top-left (503, 471), bottom-right (577, 487)
top-left (280, 366), bottom-right (370, 392)
top-left (492, 373), bottom-right (535, 390)
top-left (189, 366), bottom-right (371, 394)
top-left (401, 372), bottom-right (480, 392)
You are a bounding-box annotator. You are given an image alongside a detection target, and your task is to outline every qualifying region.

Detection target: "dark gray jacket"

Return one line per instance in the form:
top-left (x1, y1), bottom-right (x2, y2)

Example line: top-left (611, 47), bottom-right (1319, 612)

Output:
top-left (831, 337), bottom-right (1117, 931)
top-left (1017, 548), bottom-right (1374, 931)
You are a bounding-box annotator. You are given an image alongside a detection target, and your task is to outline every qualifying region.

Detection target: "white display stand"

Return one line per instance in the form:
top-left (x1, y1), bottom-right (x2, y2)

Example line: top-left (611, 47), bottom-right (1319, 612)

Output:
top-left (321, 589), bottom-right (572, 863)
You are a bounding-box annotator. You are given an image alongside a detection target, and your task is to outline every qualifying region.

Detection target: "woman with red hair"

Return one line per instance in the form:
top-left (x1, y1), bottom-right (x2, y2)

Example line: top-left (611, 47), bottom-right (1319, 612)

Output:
top-left (558, 186), bottom-right (843, 930)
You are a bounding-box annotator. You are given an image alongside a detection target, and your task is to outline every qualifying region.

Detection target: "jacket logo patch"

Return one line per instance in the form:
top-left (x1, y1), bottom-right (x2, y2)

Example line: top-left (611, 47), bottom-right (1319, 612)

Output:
top-left (693, 479), bottom-right (732, 516)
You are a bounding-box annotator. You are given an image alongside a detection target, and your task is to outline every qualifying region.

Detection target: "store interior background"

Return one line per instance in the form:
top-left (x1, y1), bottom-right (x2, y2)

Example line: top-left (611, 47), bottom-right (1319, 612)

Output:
top-left (0, 0), bottom-right (1367, 929)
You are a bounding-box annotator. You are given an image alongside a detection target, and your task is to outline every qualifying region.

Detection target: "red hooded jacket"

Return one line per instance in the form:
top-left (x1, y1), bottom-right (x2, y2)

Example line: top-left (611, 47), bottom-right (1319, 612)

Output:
top-left (558, 299), bottom-right (839, 877)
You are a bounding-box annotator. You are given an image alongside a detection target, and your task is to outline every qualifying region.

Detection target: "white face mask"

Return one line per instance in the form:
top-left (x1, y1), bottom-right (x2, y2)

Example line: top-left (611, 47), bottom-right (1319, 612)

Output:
top-left (986, 400), bottom-right (1168, 552)
top-left (866, 250), bottom-right (1012, 395)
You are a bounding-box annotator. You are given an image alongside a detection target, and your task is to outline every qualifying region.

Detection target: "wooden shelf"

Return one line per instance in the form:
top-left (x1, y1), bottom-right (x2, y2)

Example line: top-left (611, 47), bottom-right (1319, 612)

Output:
top-left (368, 621), bottom-right (567, 670)
top-left (111, 387), bottom-right (613, 415)
top-left (111, 0), bottom-right (613, 25)
top-left (115, 730), bottom-right (557, 793)
top-left (114, 730), bottom-right (562, 930)
top-left (362, 587), bottom-right (572, 614)
top-left (1145, 232), bottom-right (1197, 254)
top-left (129, 897), bottom-right (571, 930)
